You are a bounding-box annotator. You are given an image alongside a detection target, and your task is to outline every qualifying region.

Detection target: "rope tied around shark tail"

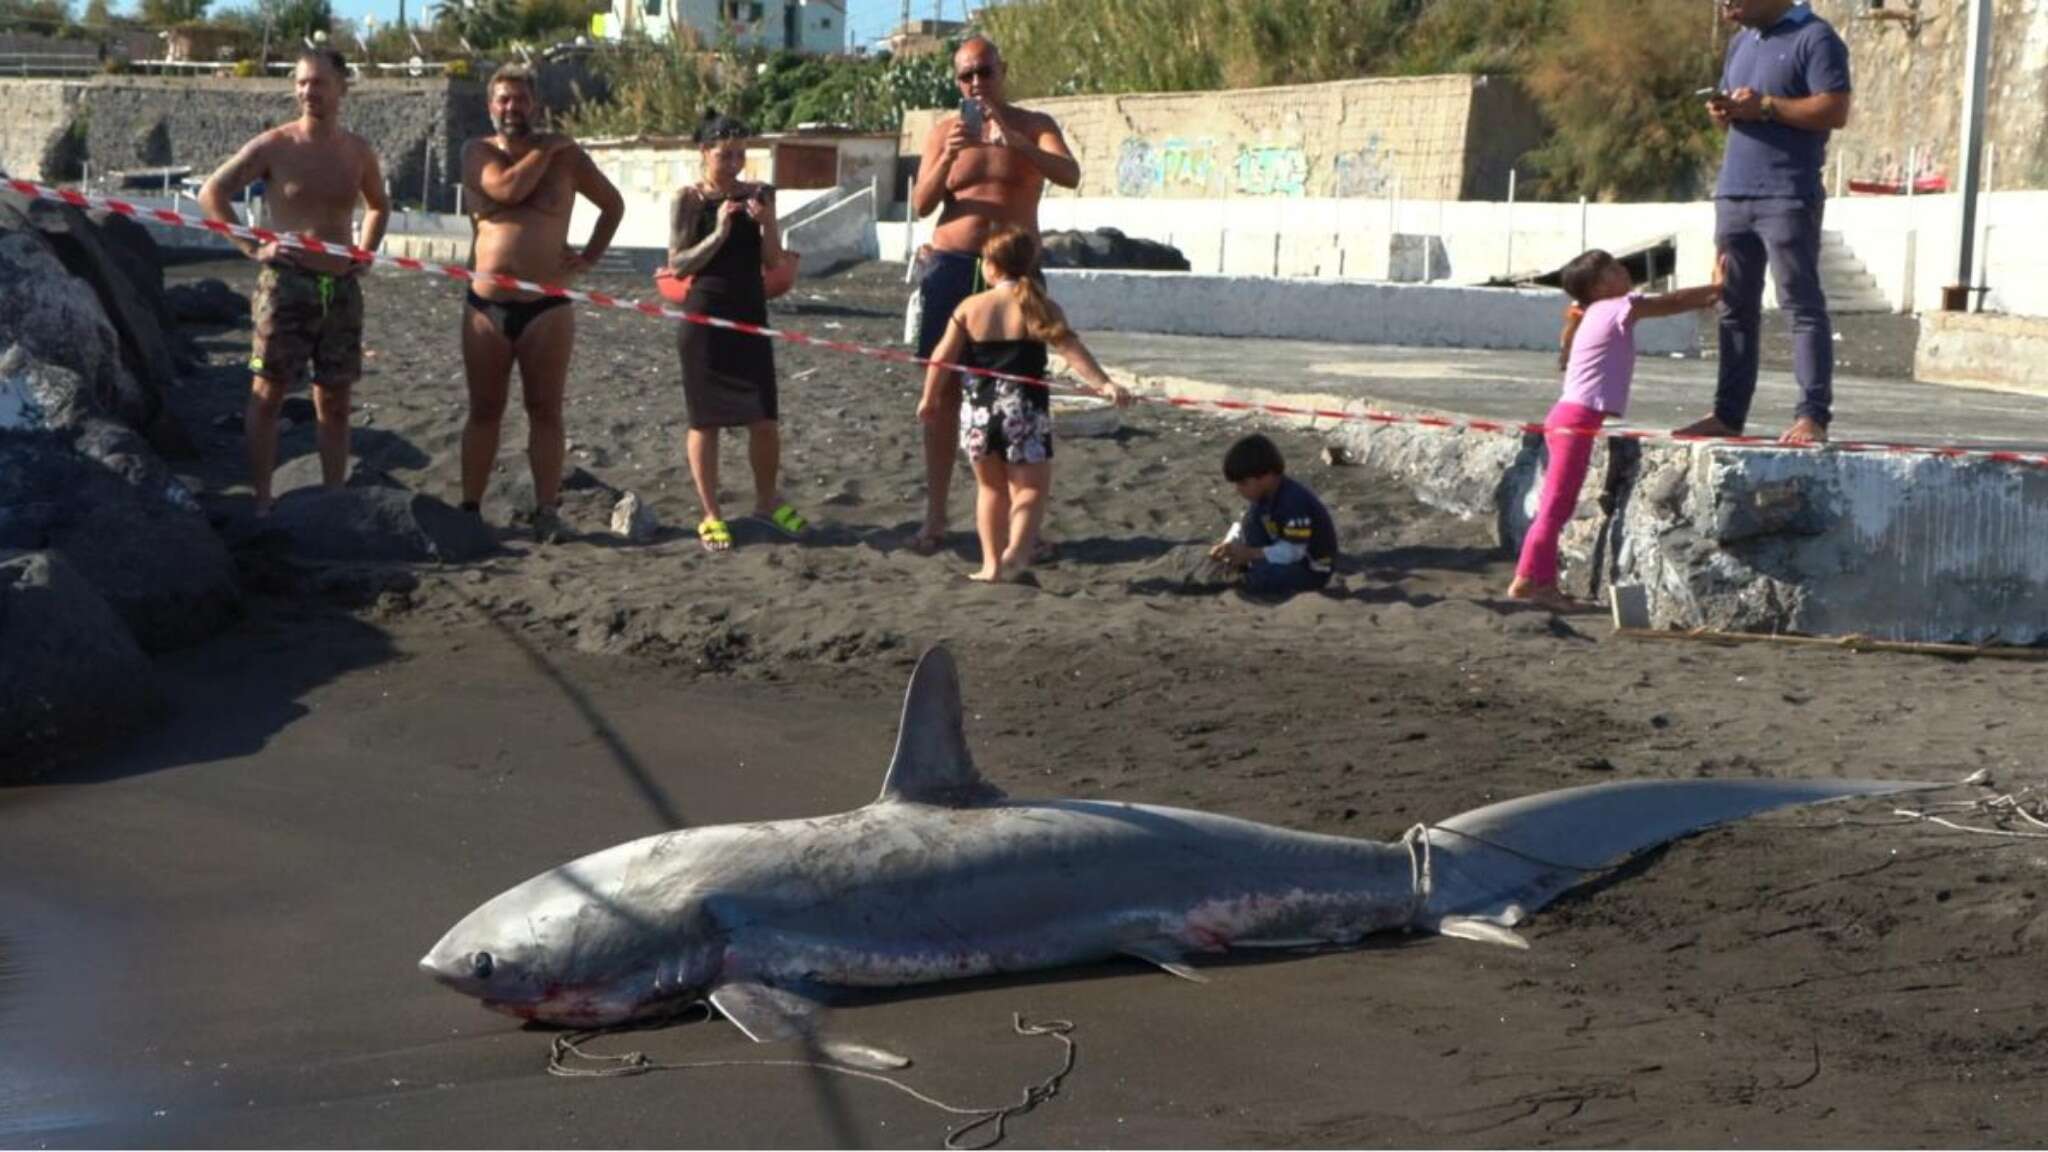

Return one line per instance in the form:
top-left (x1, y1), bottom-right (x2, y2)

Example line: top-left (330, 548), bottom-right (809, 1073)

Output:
top-left (1401, 823), bottom-right (1435, 924)
top-left (546, 1011), bottom-right (1076, 1150)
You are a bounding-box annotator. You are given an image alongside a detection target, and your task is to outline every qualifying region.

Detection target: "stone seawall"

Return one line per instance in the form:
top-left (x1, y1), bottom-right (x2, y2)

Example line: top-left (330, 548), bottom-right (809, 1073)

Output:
top-left (0, 77), bottom-right (490, 211)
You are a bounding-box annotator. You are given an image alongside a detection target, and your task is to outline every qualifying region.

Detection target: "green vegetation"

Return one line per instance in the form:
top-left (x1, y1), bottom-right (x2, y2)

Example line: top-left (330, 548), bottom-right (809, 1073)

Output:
top-left (562, 36), bottom-right (955, 140)
top-left (978, 0), bottom-right (1726, 200)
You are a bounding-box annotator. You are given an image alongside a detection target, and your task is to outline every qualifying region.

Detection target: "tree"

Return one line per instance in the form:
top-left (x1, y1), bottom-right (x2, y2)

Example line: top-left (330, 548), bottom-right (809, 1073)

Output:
top-left (0, 0), bottom-right (77, 31)
top-left (1522, 0), bottom-right (1724, 200)
top-left (268, 0), bottom-right (332, 41)
top-left (431, 0), bottom-right (512, 48)
top-left (138, 0), bottom-right (210, 23)
top-left (82, 0), bottom-right (109, 24)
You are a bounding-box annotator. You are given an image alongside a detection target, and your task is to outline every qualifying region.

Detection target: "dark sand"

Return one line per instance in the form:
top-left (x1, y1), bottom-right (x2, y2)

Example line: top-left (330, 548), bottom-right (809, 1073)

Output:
top-left (3, 259), bottom-right (2046, 1148)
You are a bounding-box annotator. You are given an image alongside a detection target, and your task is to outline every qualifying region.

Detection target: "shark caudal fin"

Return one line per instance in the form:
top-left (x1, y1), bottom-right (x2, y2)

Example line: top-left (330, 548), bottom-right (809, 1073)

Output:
top-left (1415, 776), bottom-right (1945, 938)
top-left (873, 647), bottom-right (1007, 807)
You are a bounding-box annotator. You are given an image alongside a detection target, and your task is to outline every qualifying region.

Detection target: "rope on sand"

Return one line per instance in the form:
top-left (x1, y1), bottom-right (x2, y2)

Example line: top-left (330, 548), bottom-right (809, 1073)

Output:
top-left (1888, 779), bottom-right (2048, 841)
top-left (546, 1011), bottom-right (1077, 1150)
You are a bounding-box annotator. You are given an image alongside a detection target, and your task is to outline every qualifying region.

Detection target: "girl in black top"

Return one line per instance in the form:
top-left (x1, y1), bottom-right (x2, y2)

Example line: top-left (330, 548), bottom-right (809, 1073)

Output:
top-left (917, 226), bottom-right (1131, 583)
top-left (667, 111), bottom-right (804, 553)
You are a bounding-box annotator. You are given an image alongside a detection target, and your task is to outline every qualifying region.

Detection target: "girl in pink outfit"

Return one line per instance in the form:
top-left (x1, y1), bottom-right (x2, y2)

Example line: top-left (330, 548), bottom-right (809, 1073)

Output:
top-left (1508, 249), bottom-right (1724, 610)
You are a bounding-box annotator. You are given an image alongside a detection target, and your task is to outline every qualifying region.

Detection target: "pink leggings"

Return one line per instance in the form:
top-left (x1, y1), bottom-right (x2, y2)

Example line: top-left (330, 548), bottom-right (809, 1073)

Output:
top-left (1515, 401), bottom-right (1609, 586)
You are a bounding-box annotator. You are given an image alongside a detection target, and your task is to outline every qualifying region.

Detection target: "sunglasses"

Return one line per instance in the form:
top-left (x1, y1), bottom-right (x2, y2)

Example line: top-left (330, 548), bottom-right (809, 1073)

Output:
top-left (956, 65), bottom-right (995, 83)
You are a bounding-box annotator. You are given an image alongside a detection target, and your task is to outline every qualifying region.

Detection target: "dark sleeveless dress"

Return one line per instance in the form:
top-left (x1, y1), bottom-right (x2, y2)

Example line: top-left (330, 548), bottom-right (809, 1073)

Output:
top-left (677, 193), bottom-right (777, 429)
top-left (956, 329), bottom-right (1054, 465)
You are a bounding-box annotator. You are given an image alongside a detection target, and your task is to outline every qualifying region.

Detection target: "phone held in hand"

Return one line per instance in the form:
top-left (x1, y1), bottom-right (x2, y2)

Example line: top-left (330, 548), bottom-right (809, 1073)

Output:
top-left (958, 98), bottom-right (984, 140)
top-left (1695, 87), bottom-right (1725, 99)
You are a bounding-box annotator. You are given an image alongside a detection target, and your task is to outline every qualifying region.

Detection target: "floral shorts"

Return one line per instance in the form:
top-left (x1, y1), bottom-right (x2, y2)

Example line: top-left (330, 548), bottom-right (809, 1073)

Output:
top-left (963, 380), bottom-right (1053, 465)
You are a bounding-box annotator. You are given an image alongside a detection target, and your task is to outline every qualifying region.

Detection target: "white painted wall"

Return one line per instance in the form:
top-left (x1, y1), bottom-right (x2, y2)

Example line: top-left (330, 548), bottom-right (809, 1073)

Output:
top-left (883, 191), bottom-right (2048, 318)
top-left (1044, 270), bottom-right (1698, 356)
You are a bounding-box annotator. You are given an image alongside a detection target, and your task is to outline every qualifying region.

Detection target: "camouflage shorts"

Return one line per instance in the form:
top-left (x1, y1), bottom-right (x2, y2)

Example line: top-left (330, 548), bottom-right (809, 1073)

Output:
top-left (250, 264), bottom-right (365, 388)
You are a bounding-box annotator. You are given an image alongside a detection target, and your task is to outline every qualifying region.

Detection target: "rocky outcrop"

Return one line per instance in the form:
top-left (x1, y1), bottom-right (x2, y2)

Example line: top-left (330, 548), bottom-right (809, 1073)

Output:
top-left (0, 418), bottom-right (240, 652)
top-left (1040, 227), bottom-right (1191, 272)
top-left (267, 485), bottom-right (498, 564)
top-left (0, 550), bottom-right (163, 782)
top-left (18, 198), bottom-right (192, 453)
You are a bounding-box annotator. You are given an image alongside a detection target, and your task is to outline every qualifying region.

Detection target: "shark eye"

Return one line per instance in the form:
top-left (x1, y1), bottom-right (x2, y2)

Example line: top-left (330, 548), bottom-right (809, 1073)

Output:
top-left (470, 952), bottom-right (495, 980)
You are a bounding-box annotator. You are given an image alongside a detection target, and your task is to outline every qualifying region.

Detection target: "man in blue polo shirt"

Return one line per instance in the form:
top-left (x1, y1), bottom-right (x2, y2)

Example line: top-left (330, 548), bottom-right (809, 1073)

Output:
top-left (1677, 0), bottom-right (1852, 446)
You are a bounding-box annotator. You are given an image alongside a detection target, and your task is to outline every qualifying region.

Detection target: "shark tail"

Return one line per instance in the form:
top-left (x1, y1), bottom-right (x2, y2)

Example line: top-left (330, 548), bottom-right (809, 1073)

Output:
top-left (1411, 776), bottom-right (1947, 942)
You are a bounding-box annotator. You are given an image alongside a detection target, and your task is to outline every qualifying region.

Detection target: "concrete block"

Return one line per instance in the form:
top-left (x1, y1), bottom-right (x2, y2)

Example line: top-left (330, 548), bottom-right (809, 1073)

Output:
top-left (1336, 409), bottom-right (2048, 644)
top-left (1046, 270), bottom-right (1696, 355)
top-left (1915, 311), bottom-right (2048, 397)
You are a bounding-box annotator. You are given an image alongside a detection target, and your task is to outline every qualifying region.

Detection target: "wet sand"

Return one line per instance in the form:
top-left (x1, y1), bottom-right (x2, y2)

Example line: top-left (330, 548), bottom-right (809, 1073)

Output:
top-left (3, 259), bottom-right (2047, 1147)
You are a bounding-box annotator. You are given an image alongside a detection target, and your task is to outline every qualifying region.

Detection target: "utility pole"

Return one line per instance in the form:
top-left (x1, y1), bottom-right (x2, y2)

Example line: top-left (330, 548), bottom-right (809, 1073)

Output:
top-left (1946, 0), bottom-right (1993, 311)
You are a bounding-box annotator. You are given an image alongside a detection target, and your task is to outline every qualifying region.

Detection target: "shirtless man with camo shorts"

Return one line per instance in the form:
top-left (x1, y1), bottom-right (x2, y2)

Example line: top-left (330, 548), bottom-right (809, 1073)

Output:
top-left (200, 47), bottom-right (389, 516)
top-left (458, 64), bottom-right (624, 543)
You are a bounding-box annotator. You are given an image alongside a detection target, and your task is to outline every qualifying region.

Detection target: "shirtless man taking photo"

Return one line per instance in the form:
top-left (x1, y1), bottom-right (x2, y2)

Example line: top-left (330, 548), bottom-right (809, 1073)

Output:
top-left (459, 64), bottom-right (624, 542)
top-left (200, 47), bottom-right (389, 516)
top-left (908, 34), bottom-right (1079, 554)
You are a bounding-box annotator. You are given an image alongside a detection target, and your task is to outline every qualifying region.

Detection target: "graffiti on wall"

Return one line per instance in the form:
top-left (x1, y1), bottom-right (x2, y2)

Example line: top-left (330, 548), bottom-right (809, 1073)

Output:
top-left (1332, 133), bottom-right (1394, 198)
top-left (1115, 137), bottom-right (1157, 196)
top-left (1115, 135), bottom-right (1309, 197)
top-left (1116, 135), bottom-right (1232, 195)
top-left (1232, 144), bottom-right (1308, 197)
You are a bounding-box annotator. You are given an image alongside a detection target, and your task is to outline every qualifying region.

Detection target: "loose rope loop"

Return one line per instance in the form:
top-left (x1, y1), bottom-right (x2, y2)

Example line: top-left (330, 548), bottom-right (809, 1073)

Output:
top-left (545, 1010), bottom-right (1076, 1150)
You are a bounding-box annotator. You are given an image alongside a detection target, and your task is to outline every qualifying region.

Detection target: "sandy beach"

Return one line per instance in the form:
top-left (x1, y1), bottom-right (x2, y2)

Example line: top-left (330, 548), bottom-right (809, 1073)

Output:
top-left (3, 255), bottom-right (2047, 1147)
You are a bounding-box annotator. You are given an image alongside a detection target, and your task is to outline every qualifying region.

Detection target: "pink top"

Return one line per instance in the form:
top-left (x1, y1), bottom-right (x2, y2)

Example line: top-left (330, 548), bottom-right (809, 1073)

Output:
top-left (1558, 294), bottom-right (1641, 417)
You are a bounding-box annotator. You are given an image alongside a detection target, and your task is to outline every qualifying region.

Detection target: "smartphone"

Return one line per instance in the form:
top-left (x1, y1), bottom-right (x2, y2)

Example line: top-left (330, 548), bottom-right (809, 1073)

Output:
top-left (1695, 87), bottom-right (1725, 99)
top-left (958, 97), bottom-right (984, 139)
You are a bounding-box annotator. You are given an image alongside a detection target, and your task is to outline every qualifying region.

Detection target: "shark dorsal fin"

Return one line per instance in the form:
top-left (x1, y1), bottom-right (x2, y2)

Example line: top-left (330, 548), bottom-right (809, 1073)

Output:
top-left (876, 647), bottom-right (1005, 807)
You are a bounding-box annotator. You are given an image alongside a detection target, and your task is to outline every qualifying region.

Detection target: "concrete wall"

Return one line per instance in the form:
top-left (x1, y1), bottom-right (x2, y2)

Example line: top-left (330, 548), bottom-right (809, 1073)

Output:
top-left (885, 188), bottom-right (2048, 318)
top-left (0, 80), bottom-right (81, 181)
top-left (1323, 415), bottom-right (2048, 645)
top-left (1045, 270), bottom-right (1697, 355)
top-left (0, 76), bottom-right (491, 212)
top-left (1916, 310), bottom-right (2048, 394)
top-left (1816, 0), bottom-right (2048, 193)
top-left (900, 74), bottom-right (1544, 203)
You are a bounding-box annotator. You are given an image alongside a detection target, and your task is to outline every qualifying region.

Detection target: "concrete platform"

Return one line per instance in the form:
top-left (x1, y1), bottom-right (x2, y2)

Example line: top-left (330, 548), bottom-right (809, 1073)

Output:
top-left (1092, 331), bottom-right (2048, 643)
top-left (1916, 311), bottom-right (2048, 398)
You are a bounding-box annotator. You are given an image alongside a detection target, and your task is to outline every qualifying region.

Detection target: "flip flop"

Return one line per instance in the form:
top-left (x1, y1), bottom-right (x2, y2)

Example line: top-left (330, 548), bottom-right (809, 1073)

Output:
top-left (755, 503), bottom-right (808, 538)
top-left (698, 518), bottom-right (732, 553)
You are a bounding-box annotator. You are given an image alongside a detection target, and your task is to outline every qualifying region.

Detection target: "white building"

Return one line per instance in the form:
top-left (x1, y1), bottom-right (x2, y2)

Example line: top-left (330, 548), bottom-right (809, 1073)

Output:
top-left (601, 0), bottom-right (845, 53)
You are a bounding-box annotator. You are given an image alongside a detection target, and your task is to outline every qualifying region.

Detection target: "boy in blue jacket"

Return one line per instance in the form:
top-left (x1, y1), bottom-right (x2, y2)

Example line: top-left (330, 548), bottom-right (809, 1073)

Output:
top-left (1209, 434), bottom-right (1338, 596)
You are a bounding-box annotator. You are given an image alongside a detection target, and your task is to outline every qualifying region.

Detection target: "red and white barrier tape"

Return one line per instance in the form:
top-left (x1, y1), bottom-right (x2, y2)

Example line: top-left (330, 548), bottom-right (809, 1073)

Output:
top-left (9, 177), bottom-right (2047, 469)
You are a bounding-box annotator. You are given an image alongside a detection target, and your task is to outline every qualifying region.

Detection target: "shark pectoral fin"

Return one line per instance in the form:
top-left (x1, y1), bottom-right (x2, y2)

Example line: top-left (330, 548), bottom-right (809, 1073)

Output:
top-left (1121, 942), bottom-right (1211, 983)
top-left (1435, 917), bottom-right (1532, 950)
top-left (707, 979), bottom-right (823, 1043)
top-left (820, 1039), bottom-right (913, 1071)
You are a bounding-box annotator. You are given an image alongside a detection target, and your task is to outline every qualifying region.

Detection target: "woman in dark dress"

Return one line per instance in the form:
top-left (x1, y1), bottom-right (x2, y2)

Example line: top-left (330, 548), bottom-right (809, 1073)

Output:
top-left (666, 111), bottom-right (804, 553)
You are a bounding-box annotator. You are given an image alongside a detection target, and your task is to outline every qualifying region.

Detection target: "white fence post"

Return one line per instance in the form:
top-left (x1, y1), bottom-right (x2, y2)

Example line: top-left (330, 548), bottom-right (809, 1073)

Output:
top-left (1505, 169), bottom-right (1518, 279)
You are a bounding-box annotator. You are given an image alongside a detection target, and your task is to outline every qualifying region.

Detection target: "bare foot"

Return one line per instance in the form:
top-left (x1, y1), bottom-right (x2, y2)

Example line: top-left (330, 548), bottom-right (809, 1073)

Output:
top-left (1779, 416), bottom-right (1828, 445)
top-left (1507, 579), bottom-right (1580, 611)
top-left (1672, 415), bottom-right (1740, 439)
top-left (910, 525), bottom-right (947, 556)
top-left (967, 568), bottom-right (1003, 583)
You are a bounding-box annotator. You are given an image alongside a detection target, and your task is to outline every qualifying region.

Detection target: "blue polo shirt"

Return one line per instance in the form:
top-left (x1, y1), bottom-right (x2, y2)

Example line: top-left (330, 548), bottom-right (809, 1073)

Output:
top-left (1715, 4), bottom-right (1853, 201)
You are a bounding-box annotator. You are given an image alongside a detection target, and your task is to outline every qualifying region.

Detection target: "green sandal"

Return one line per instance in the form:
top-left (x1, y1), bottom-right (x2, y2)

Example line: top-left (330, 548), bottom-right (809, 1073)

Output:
top-left (756, 503), bottom-right (808, 539)
top-left (698, 518), bottom-right (733, 552)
